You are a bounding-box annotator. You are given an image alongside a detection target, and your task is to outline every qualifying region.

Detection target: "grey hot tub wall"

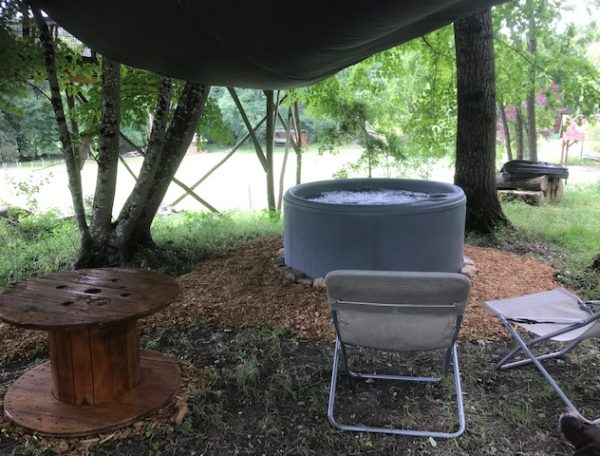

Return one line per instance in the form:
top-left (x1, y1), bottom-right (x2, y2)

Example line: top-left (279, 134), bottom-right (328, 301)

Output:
top-left (283, 178), bottom-right (466, 278)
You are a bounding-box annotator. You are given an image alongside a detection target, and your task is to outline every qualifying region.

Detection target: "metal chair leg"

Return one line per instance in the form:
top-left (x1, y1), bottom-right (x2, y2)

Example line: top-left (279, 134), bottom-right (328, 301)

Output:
top-left (501, 321), bottom-right (598, 422)
top-left (327, 338), bottom-right (466, 438)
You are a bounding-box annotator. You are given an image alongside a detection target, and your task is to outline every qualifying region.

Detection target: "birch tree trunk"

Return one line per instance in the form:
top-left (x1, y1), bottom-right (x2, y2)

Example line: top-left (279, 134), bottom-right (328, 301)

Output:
top-left (32, 7), bottom-right (90, 244)
top-left (34, 5), bottom-right (209, 267)
top-left (73, 82), bottom-right (209, 267)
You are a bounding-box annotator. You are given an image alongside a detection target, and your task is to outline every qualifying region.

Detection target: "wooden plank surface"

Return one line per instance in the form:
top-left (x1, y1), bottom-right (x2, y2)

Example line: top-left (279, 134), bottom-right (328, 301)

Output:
top-left (0, 268), bottom-right (179, 330)
top-left (48, 331), bottom-right (75, 403)
top-left (69, 329), bottom-right (95, 405)
top-left (3, 350), bottom-right (180, 437)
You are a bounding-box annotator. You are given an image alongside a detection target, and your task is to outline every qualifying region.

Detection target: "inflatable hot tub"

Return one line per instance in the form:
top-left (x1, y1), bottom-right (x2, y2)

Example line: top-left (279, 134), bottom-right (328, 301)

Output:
top-left (283, 178), bottom-right (466, 278)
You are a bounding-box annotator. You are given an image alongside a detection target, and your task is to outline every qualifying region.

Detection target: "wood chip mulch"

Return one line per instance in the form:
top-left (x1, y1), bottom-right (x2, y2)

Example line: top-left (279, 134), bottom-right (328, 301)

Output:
top-left (0, 235), bottom-right (561, 364)
top-left (145, 235), bottom-right (561, 343)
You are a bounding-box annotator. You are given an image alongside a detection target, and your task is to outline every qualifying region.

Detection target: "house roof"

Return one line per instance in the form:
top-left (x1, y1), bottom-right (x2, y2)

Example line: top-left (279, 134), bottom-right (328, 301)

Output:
top-left (36, 0), bottom-right (503, 88)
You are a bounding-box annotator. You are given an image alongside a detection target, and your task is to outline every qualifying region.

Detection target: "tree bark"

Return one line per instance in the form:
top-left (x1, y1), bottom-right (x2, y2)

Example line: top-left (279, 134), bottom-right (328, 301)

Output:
top-left (32, 7), bottom-right (90, 244)
top-left (124, 83), bottom-right (209, 248)
top-left (265, 90), bottom-right (276, 213)
top-left (499, 103), bottom-right (513, 161)
top-left (277, 108), bottom-right (293, 212)
top-left (454, 9), bottom-right (509, 233)
top-left (515, 105), bottom-right (525, 160)
top-left (115, 76), bottom-right (173, 244)
top-left (292, 101), bottom-right (303, 184)
top-left (33, 7), bottom-right (210, 268)
top-left (526, 14), bottom-right (538, 162)
top-left (88, 58), bottom-right (121, 247)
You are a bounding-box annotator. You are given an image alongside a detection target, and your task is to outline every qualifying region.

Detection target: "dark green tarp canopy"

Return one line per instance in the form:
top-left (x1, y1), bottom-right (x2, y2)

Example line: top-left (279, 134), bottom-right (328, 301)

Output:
top-left (35, 0), bottom-right (502, 89)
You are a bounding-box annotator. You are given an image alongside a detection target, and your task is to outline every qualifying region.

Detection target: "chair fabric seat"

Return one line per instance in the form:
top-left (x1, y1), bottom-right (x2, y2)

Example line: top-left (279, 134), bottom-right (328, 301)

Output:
top-left (484, 288), bottom-right (600, 342)
top-left (325, 270), bottom-right (471, 438)
top-left (483, 287), bottom-right (600, 423)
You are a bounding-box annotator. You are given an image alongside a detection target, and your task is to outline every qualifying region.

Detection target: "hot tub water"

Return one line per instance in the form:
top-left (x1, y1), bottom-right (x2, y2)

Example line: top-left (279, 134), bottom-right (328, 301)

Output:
top-left (308, 189), bottom-right (430, 205)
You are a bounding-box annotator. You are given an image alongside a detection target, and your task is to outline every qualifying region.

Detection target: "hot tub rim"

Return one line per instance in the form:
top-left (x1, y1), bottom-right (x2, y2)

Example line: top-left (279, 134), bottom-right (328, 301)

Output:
top-left (284, 177), bottom-right (466, 215)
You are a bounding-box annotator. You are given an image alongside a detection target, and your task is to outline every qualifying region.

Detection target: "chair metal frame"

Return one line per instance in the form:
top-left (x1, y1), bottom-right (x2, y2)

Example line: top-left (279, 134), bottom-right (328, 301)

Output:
top-left (487, 296), bottom-right (600, 423)
top-left (327, 301), bottom-right (466, 438)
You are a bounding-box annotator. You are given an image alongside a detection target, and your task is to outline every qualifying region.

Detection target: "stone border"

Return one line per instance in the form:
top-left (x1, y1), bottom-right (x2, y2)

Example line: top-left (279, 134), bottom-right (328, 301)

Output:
top-left (273, 248), bottom-right (478, 288)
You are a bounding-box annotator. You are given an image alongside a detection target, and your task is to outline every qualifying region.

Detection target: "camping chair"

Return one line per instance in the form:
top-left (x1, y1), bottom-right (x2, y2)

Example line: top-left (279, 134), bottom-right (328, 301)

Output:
top-left (325, 270), bottom-right (471, 438)
top-left (484, 288), bottom-right (600, 422)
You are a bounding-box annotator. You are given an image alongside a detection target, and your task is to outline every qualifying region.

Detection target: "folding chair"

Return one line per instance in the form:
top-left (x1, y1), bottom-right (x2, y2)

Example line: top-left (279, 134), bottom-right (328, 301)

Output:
top-left (325, 270), bottom-right (471, 438)
top-left (484, 288), bottom-right (600, 422)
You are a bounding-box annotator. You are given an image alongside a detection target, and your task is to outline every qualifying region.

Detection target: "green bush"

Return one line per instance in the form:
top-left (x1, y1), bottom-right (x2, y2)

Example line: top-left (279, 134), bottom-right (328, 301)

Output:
top-left (147, 210), bottom-right (282, 275)
top-left (0, 211), bottom-right (79, 291)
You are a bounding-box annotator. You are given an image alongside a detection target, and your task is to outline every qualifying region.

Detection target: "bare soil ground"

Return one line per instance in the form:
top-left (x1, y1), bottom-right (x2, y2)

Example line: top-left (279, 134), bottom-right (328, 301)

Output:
top-left (1, 236), bottom-right (580, 456)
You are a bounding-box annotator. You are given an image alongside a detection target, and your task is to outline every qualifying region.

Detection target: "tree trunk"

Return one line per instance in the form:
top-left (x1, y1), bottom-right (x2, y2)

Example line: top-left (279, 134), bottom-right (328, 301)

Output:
top-left (118, 83), bottom-right (209, 250)
top-left (32, 7), bottom-right (90, 244)
top-left (526, 15), bottom-right (538, 162)
top-left (454, 9), bottom-right (509, 233)
top-left (515, 106), bottom-right (525, 160)
top-left (499, 103), bottom-right (513, 161)
top-left (65, 90), bottom-right (86, 170)
top-left (292, 101), bottom-right (303, 184)
top-left (74, 82), bottom-right (209, 267)
top-left (34, 6), bottom-right (210, 268)
top-left (277, 108), bottom-right (293, 212)
top-left (115, 76), bottom-right (173, 245)
top-left (85, 57), bottom-right (121, 259)
top-left (265, 90), bottom-right (276, 213)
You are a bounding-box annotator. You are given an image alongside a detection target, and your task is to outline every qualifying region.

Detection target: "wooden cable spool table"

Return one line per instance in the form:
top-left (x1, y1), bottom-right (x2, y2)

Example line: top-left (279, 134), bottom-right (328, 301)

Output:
top-left (0, 268), bottom-right (181, 436)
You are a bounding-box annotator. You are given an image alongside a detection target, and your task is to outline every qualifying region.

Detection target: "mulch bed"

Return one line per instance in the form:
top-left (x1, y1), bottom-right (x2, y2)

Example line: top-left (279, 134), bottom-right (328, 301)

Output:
top-left (149, 235), bottom-right (560, 343)
top-left (0, 235), bottom-right (560, 364)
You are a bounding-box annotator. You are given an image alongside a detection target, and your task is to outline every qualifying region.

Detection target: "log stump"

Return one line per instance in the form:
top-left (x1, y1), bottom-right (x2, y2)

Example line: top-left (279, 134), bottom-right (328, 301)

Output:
top-left (496, 174), bottom-right (564, 204)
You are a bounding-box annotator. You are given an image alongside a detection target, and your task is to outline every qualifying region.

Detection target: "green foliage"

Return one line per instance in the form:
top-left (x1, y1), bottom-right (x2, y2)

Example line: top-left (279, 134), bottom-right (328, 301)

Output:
top-left (146, 211), bottom-right (282, 275)
top-left (3, 171), bottom-right (54, 211)
top-left (1, 86), bottom-right (61, 160)
top-left (0, 111), bottom-right (18, 161)
top-left (494, 0), bottom-right (600, 149)
top-left (300, 26), bottom-right (457, 176)
top-left (234, 360), bottom-right (260, 396)
top-left (0, 2), bottom-right (45, 110)
top-left (214, 87), bottom-right (266, 143)
top-left (502, 182), bottom-right (600, 295)
top-left (0, 211), bottom-right (79, 291)
top-left (73, 63), bottom-right (163, 146)
top-left (0, 209), bottom-right (282, 292)
top-left (197, 95), bottom-right (234, 147)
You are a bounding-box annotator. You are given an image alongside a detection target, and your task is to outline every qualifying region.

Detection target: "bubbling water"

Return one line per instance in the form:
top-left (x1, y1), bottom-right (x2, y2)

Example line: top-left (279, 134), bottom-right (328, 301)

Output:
top-left (308, 188), bottom-right (430, 205)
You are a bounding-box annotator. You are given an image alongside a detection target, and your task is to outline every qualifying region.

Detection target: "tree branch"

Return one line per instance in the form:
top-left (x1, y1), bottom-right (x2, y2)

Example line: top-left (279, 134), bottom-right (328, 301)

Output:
top-left (227, 87), bottom-right (267, 171)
